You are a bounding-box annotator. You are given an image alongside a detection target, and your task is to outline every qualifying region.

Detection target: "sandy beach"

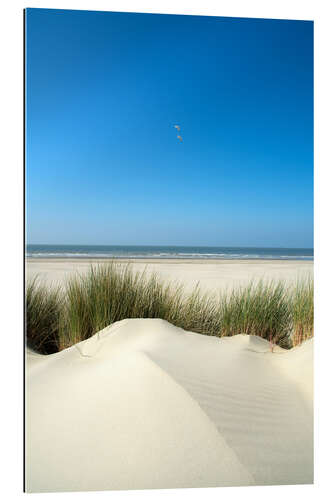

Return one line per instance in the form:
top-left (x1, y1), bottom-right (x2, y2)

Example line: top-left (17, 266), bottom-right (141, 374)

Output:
top-left (26, 258), bottom-right (313, 294)
top-left (25, 258), bottom-right (313, 491)
top-left (26, 318), bottom-right (313, 492)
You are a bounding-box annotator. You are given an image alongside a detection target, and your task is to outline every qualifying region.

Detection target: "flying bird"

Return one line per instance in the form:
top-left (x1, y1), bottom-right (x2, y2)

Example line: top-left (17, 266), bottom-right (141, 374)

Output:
top-left (174, 124), bottom-right (183, 142)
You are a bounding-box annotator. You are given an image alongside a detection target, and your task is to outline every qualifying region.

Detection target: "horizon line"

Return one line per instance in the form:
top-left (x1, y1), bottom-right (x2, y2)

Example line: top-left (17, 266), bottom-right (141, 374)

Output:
top-left (26, 243), bottom-right (314, 250)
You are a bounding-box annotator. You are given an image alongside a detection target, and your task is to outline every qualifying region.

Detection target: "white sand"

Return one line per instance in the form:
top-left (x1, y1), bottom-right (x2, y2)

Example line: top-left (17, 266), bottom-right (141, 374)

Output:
top-left (26, 319), bottom-right (313, 492)
top-left (26, 258), bottom-right (313, 294)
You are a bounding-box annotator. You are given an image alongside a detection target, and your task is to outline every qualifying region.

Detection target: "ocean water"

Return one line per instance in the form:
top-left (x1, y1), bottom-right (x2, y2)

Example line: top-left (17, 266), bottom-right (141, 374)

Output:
top-left (26, 245), bottom-right (314, 260)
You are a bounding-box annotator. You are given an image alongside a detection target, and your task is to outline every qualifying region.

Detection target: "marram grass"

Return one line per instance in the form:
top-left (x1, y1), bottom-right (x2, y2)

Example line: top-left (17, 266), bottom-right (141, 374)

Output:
top-left (218, 280), bottom-right (292, 348)
top-left (26, 277), bottom-right (62, 354)
top-left (291, 276), bottom-right (314, 347)
top-left (26, 263), bottom-right (313, 354)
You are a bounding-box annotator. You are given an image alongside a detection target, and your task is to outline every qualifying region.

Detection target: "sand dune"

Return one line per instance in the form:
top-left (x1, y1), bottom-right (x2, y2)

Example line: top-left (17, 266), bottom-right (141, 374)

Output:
top-left (25, 319), bottom-right (313, 492)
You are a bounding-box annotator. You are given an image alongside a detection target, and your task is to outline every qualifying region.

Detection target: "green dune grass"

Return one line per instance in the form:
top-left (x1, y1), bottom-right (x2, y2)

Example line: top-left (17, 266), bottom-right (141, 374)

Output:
top-left (291, 276), bottom-right (314, 347)
top-left (218, 280), bottom-right (292, 348)
top-left (26, 262), bottom-right (313, 354)
top-left (26, 277), bottom-right (62, 354)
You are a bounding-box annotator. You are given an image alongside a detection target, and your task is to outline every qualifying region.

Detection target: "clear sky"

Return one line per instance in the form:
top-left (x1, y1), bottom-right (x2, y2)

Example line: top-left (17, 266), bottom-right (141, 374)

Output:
top-left (25, 9), bottom-right (313, 248)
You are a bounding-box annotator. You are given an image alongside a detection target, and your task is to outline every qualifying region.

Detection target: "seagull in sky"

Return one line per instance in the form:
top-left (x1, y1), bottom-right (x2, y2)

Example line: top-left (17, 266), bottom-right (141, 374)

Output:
top-left (174, 124), bottom-right (183, 142)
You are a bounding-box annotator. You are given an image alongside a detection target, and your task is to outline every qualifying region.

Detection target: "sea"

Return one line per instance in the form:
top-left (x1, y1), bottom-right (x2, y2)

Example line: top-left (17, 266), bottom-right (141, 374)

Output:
top-left (26, 245), bottom-right (314, 261)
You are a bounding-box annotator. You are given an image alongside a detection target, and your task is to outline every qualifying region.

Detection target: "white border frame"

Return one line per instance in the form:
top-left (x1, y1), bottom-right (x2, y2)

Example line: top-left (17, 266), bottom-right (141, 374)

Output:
top-left (1, 1), bottom-right (332, 499)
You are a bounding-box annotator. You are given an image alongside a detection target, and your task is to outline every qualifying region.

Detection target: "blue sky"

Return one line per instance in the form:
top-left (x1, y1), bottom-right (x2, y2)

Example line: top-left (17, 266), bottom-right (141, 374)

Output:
top-left (26, 9), bottom-right (313, 247)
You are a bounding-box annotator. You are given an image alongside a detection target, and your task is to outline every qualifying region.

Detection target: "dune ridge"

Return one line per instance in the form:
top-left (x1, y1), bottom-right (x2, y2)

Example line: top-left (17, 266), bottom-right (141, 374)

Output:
top-left (26, 319), bottom-right (313, 492)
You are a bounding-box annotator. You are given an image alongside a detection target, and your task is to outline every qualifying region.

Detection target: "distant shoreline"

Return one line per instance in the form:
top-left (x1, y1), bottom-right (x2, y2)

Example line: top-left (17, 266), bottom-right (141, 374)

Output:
top-left (26, 245), bottom-right (314, 261)
top-left (26, 257), bottom-right (313, 264)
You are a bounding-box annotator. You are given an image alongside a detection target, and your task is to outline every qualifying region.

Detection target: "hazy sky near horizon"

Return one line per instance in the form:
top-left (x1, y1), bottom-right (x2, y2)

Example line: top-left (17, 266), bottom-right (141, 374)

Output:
top-left (26, 9), bottom-right (313, 247)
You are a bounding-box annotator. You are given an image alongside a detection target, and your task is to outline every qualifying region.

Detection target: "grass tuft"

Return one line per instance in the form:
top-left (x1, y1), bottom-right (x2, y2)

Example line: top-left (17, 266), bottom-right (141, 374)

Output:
top-left (219, 280), bottom-right (292, 348)
top-left (25, 263), bottom-right (313, 354)
top-left (26, 277), bottom-right (62, 354)
top-left (291, 276), bottom-right (314, 347)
